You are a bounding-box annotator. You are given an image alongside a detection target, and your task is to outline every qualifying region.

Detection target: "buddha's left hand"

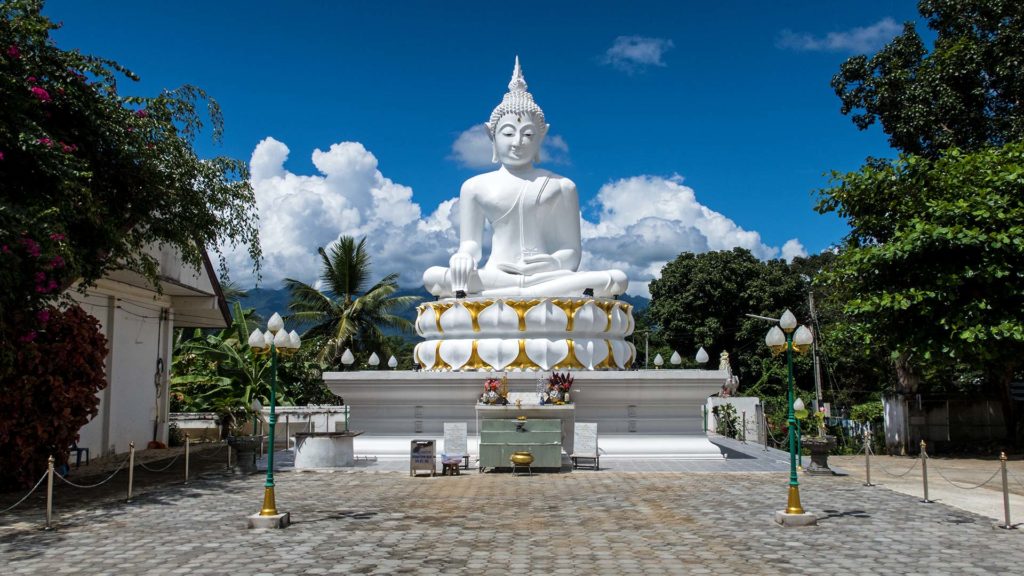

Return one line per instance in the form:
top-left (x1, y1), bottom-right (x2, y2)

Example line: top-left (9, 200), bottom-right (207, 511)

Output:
top-left (498, 254), bottom-right (560, 276)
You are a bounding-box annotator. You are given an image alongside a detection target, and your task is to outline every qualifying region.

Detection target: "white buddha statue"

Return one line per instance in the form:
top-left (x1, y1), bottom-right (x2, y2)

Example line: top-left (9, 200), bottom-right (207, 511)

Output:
top-left (424, 57), bottom-right (628, 299)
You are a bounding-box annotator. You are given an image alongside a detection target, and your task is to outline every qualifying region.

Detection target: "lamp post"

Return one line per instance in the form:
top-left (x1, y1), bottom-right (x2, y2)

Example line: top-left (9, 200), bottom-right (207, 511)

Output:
top-left (794, 397), bottom-right (808, 469)
top-left (247, 313), bottom-right (300, 528)
top-left (765, 309), bottom-right (814, 525)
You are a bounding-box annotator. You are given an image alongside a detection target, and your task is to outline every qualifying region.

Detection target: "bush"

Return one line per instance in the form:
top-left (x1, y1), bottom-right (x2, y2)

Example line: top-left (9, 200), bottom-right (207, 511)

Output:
top-left (712, 403), bottom-right (740, 438)
top-left (0, 305), bottom-right (108, 489)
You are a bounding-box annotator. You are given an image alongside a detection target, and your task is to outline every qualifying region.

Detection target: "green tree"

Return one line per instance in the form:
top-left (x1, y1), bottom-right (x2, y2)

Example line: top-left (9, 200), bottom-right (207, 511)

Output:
top-left (832, 0), bottom-right (1024, 158)
top-left (821, 0), bottom-right (1024, 445)
top-left (0, 2), bottom-right (260, 328)
top-left (1, 1), bottom-right (260, 482)
top-left (818, 144), bottom-right (1024, 441)
top-left (647, 248), bottom-right (811, 396)
top-left (284, 236), bottom-right (419, 367)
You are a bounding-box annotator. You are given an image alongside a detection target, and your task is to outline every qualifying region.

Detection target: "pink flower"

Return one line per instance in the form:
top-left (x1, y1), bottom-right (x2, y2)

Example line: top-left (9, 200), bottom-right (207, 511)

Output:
top-left (61, 143), bottom-right (74, 153)
top-left (47, 279), bottom-right (58, 291)
top-left (34, 272), bottom-right (46, 283)
top-left (1, 245), bottom-right (9, 254)
top-left (30, 86), bottom-right (51, 102)
top-left (135, 109), bottom-right (148, 118)
top-left (49, 255), bottom-right (65, 268)
top-left (0, 151), bottom-right (4, 161)
top-left (6, 45), bottom-right (19, 59)
top-left (37, 137), bottom-right (52, 147)
top-left (26, 76), bottom-right (36, 84)
top-left (19, 331), bottom-right (37, 344)
top-left (49, 233), bottom-right (66, 242)
top-left (36, 309), bottom-right (50, 324)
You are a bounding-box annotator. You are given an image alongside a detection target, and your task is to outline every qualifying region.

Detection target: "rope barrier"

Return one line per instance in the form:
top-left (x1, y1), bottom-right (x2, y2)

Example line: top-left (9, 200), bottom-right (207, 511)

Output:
top-left (0, 472), bottom-right (48, 514)
top-left (930, 461), bottom-right (1003, 490)
top-left (868, 447), bottom-right (920, 478)
top-left (193, 442), bottom-right (228, 460)
top-left (137, 453), bottom-right (181, 473)
top-left (764, 422), bottom-right (784, 448)
top-left (57, 456), bottom-right (129, 489)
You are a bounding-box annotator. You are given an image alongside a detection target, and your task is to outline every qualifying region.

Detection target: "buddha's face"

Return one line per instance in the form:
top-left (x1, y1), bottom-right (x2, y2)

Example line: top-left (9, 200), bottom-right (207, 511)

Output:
top-left (492, 113), bottom-right (546, 168)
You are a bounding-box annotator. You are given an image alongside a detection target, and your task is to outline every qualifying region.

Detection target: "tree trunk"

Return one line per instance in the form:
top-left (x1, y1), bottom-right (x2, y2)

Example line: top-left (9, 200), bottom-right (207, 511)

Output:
top-left (893, 353), bottom-right (920, 394)
top-left (887, 353), bottom-right (921, 455)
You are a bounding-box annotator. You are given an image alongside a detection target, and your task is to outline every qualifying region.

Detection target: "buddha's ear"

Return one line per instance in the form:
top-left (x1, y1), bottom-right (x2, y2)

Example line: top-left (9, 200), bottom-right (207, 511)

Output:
top-left (491, 140), bottom-right (499, 164)
top-left (542, 123), bottom-right (550, 135)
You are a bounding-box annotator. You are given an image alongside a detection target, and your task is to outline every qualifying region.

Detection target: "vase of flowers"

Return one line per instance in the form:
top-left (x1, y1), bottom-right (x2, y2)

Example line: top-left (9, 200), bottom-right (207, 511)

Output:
top-left (542, 372), bottom-right (574, 405)
top-left (480, 377), bottom-right (509, 405)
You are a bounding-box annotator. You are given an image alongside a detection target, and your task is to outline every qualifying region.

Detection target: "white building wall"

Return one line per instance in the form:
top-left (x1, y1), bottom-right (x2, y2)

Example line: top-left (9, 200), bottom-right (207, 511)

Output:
top-left (70, 287), bottom-right (174, 457)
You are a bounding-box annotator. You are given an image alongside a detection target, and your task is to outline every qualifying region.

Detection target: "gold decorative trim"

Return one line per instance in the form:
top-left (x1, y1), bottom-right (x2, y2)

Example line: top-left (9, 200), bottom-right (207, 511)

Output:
top-left (508, 339), bottom-right (539, 371)
top-left (431, 340), bottom-right (452, 371)
top-left (552, 298), bottom-right (587, 332)
top-left (594, 301), bottom-right (616, 333)
top-left (464, 340), bottom-right (493, 370)
top-left (507, 299), bottom-right (542, 332)
top-left (461, 299), bottom-right (494, 333)
top-left (552, 338), bottom-right (585, 370)
top-left (431, 302), bottom-right (455, 334)
top-left (595, 340), bottom-right (616, 369)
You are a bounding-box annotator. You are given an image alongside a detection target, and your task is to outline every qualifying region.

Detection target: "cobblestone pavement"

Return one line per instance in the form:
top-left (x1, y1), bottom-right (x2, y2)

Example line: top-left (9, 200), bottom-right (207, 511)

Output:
top-left (2, 452), bottom-right (1023, 575)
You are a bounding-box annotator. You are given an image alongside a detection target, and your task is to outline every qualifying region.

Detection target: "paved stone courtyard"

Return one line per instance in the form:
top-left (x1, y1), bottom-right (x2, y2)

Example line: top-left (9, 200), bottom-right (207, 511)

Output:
top-left (2, 447), bottom-right (1022, 575)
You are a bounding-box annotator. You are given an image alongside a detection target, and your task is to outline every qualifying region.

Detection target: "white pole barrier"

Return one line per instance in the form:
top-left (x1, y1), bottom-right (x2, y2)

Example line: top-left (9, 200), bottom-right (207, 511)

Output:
top-left (920, 440), bottom-right (931, 503)
top-left (184, 434), bottom-right (190, 485)
top-left (226, 443), bottom-right (232, 470)
top-left (741, 411), bottom-right (746, 442)
top-left (126, 442), bottom-right (135, 503)
top-left (1001, 451), bottom-right (1012, 529)
top-left (44, 455), bottom-right (54, 531)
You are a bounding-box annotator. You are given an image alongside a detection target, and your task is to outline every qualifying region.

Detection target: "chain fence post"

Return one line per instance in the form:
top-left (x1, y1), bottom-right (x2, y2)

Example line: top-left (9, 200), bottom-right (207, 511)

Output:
top-left (43, 455), bottom-right (54, 531)
top-left (1000, 451), bottom-right (1013, 529)
top-left (126, 442), bottom-right (135, 503)
top-left (184, 434), bottom-right (190, 485)
top-left (226, 442), bottom-right (232, 471)
top-left (864, 429), bottom-right (873, 487)
top-left (741, 411), bottom-right (747, 443)
top-left (920, 440), bottom-right (931, 503)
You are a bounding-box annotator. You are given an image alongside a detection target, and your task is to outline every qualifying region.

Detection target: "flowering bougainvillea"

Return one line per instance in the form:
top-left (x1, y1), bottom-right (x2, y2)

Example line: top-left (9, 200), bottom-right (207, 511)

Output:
top-left (1, 0), bottom-right (262, 485)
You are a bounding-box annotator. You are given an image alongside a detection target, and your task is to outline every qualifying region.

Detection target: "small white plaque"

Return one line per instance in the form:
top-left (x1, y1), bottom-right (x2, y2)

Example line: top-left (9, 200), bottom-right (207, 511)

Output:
top-left (443, 422), bottom-right (468, 455)
top-left (574, 422), bottom-right (598, 457)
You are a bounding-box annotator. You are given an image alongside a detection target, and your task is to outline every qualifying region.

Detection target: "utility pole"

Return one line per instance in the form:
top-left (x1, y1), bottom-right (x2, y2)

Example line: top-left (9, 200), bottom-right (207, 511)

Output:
top-left (809, 290), bottom-right (823, 412)
top-left (645, 331), bottom-right (649, 369)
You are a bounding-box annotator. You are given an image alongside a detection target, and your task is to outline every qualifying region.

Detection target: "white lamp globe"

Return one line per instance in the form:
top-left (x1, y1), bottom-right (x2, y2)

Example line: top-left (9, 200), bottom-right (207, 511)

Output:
top-left (794, 325), bottom-right (813, 347)
top-left (267, 312), bottom-right (284, 334)
top-left (765, 326), bottom-right (786, 348)
top-left (368, 352), bottom-right (380, 367)
top-left (653, 353), bottom-right (664, 367)
top-left (388, 355), bottom-right (398, 369)
top-left (273, 329), bottom-right (289, 348)
top-left (288, 330), bottom-right (301, 349)
top-left (794, 397), bottom-right (805, 412)
top-left (247, 329), bottom-right (265, 349)
top-left (779, 309), bottom-right (797, 332)
top-left (341, 349), bottom-right (355, 366)
top-left (670, 351), bottom-right (682, 365)
top-left (263, 330), bottom-right (274, 347)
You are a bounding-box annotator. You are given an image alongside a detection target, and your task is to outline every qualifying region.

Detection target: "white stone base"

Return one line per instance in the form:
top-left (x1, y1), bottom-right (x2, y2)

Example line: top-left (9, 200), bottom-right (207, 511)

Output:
top-left (323, 369), bottom-right (728, 459)
top-left (247, 512), bottom-right (290, 529)
top-left (293, 432), bottom-right (362, 468)
top-left (774, 511), bottom-right (818, 527)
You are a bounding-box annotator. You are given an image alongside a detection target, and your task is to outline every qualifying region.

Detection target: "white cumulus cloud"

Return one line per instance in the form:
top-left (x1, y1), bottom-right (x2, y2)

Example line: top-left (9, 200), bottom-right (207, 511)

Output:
top-left (781, 238), bottom-right (807, 262)
top-left (777, 17), bottom-right (902, 53)
top-left (223, 137), bottom-right (457, 289)
top-left (581, 175), bottom-right (785, 296)
top-left (602, 36), bottom-right (674, 73)
top-left (227, 139), bottom-right (802, 301)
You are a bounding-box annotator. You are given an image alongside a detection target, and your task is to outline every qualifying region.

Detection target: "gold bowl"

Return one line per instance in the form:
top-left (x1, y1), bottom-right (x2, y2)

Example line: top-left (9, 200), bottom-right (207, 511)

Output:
top-left (510, 451), bottom-right (534, 466)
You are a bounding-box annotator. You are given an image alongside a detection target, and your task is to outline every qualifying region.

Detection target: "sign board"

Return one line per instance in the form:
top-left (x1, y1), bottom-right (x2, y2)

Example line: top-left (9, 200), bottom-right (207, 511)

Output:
top-left (443, 422), bottom-right (468, 456)
top-left (409, 439), bottom-right (435, 476)
top-left (573, 422), bottom-right (598, 458)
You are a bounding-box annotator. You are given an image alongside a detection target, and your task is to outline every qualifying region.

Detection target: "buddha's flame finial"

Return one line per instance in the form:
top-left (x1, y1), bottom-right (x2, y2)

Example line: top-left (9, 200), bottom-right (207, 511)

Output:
top-left (509, 55), bottom-right (528, 93)
top-left (488, 55), bottom-right (546, 135)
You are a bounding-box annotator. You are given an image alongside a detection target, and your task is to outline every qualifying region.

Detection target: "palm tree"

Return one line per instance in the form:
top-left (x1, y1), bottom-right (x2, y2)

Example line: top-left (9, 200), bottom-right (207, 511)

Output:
top-left (284, 236), bottom-right (419, 366)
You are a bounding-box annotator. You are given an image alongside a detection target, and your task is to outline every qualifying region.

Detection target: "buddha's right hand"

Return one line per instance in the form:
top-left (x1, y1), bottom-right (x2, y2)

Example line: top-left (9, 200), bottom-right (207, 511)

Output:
top-left (449, 252), bottom-right (475, 292)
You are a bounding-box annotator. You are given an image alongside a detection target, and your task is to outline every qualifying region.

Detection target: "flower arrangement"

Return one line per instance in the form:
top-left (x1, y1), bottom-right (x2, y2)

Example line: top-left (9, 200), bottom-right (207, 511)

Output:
top-left (541, 372), bottom-right (574, 405)
top-left (479, 374), bottom-right (509, 405)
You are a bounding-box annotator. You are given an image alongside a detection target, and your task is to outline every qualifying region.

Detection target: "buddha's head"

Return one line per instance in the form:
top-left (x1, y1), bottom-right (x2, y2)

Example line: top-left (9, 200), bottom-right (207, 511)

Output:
top-left (487, 57), bottom-right (549, 167)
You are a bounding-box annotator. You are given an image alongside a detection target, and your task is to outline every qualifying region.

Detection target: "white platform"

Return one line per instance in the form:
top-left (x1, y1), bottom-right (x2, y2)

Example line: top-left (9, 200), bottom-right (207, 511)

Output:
top-left (323, 369), bottom-right (727, 459)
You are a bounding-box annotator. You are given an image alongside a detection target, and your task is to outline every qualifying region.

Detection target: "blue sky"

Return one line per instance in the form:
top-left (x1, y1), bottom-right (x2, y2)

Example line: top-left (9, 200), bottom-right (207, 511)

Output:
top-left (46, 1), bottom-right (925, 295)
